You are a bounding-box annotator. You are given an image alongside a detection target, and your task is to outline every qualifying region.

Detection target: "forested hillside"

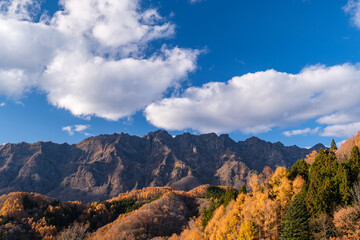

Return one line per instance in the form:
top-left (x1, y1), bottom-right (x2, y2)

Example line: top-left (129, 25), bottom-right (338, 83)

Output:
top-left (3, 131), bottom-right (360, 239)
top-left (169, 134), bottom-right (360, 240)
top-left (0, 134), bottom-right (359, 239)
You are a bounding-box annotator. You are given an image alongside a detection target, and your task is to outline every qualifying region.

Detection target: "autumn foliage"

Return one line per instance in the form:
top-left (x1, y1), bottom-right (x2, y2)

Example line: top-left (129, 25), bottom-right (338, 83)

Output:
top-left (1, 137), bottom-right (360, 239)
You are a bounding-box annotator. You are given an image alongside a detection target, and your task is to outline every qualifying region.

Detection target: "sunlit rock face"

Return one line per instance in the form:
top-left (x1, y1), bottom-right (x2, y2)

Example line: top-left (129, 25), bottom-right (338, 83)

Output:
top-left (0, 130), bottom-right (324, 202)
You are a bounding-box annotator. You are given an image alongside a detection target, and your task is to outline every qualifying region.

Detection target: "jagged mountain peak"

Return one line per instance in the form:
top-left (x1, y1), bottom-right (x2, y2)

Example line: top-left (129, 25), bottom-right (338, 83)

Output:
top-left (244, 136), bottom-right (263, 143)
top-left (0, 131), bottom-right (325, 202)
top-left (310, 143), bottom-right (327, 151)
top-left (144, 129), bottom-right (173, 141)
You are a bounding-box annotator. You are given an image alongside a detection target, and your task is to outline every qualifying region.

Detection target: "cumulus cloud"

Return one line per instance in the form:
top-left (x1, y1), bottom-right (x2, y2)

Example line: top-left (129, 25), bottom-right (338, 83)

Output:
top-left (0, 0), bottom-right (198, 119)
top-left (321, 122), bottom-right (360, 138)
top-left (344, 0), bottom-right (360, 28)
top-left (51, 0), bottom-right (175, 54)
top-left (283, 127), bottom-right (320, 137)
top-left (41, 47), bottom-right (197, 120)
top-left (62, 124), bottom-right (90, 136)
top-left (62, 126), bottom-right (73, 136)
top-left (0, 0), bottom-right (41, 20)
top-left (0, 17), bottom-right (64, 98)
top-left (145, 64), bottom-right (360, 135)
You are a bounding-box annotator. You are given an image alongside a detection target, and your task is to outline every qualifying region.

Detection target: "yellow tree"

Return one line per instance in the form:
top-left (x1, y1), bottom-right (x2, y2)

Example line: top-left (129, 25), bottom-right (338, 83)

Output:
top-left (292, 175), bottom-right (305, 195)
top-left (305, 150), bottom-right (318, 164)
top-left (238, 220), bottom-right (257, 240)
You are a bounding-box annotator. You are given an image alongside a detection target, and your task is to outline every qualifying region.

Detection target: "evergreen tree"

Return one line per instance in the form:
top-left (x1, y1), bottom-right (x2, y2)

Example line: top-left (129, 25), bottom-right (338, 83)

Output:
top-left (337, 163), bottom-right (351, 204)
top-left (306, 149), bottom-right (349, 215)
top-left (288, 159), bottom-right (310, 181)
top-left (345, 145), bottom-right (360, 184)
top-left (280, 194), bottom-right (310, 240)
top-left (201, 199), bottom-right (216, 228)
top-left (330, 139), bottom-right (337, 151)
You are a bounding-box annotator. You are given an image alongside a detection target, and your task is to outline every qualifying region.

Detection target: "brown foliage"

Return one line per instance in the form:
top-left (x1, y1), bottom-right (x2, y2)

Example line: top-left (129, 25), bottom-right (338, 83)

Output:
top-left (337, 136), bottom-right (356, 162)
top-left (107, 187), bottom-right (174, 202)
top-left (0, 168), bottom-right (309, 240)
top-left (262, 166), bottom-right (274, 179)
top-left (311, 213), bottom-right (336, 239)
top-left (187, 185), bottom-right (211, 198)
top-left (90, 192), bottom-right (198, 240)
top-left (336, 131), bottom-right (360, 162)
top-left (56, 222), bottom-right (89, 240)
top-left (333, 184), bottom-right (360, 239)
top-left (168, 217), bottom-right (203, 240)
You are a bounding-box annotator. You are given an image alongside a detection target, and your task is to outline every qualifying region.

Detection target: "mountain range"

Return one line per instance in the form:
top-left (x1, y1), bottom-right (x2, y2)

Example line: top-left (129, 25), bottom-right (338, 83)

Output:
top-left (0, 130), bottom-right (324, 202)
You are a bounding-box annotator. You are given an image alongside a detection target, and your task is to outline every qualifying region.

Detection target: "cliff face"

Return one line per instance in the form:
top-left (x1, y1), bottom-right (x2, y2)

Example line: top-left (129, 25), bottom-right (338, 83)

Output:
top-left (0, 130), bottom-right (325, 202)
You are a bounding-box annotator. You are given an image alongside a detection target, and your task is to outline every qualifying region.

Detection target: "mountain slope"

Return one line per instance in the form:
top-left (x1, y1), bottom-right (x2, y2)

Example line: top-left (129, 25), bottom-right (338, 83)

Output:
top-left (0, 187), bottom-right (202, 240)
top-left (0, 130), bottom-right (325, 202)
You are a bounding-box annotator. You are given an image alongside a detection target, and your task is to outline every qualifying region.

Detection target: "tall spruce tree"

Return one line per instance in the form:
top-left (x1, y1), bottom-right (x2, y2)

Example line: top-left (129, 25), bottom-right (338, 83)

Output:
top-left (346, 145), bottom-right (360, 185)
top-left (288, 159), bottom-right (310, 181)
top-left (330, 139), bottom-right (337, 151)
top-left (280, 194), bottom-right (310, 240)
top-left (306, 149), bottom-right (349, 214)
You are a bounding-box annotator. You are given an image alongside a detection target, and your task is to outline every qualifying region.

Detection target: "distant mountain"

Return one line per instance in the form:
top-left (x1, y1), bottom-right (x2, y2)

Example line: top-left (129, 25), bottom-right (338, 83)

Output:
top-left (0, 130), bottom-right (325, 202)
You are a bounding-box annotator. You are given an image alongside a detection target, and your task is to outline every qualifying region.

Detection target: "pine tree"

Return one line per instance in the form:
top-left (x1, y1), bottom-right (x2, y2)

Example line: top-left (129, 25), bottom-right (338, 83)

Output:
top-left (337, 163), bottom-right (351, 204)
top-left (306, 149), bottom-right (342, 215)
top-left (345, 145), bottom-right (360, 184)
top-left (288, 159), bottom-right (310, 181)
top-left (280, 194), bottom-right (310, 240)
top-left (350, 145), bottom-right (360, 164)
top-left (330, 139), bottom-right (337, 151)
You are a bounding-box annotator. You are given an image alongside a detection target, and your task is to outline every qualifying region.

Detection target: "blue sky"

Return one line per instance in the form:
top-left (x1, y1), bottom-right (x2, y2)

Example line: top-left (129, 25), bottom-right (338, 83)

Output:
top-left (1, 0), bottom-right (360, 147)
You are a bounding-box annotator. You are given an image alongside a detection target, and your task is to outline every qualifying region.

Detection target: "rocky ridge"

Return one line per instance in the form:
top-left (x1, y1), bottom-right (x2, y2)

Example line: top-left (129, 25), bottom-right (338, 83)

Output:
top-left (0, 130), bottom-right (324, 202)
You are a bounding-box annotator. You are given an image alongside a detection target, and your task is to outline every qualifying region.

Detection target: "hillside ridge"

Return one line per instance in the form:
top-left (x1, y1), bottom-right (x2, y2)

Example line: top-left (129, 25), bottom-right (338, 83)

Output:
top-left (0, 130), bottom-right (325, 202)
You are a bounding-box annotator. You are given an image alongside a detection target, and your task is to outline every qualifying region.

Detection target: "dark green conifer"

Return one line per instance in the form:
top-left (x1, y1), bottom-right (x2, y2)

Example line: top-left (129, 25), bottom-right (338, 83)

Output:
top-left (330, 139), bottom-right (337, 151)
top-left (306, 149), bottom-right (348, 214)
top-left (288, 159), bottom-right (310, 181)
top-left (337, 163), bottom-right (351, 204)
top-left (346, 145), bottom-right (360, 184)
top-left (280, 194), bottom-right (310, 240)
top-left (201, 199), bottom-right (216, 228)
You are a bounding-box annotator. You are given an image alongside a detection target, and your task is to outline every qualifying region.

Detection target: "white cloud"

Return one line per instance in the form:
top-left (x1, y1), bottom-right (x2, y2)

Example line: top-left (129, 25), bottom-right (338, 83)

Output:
top-left (0, 69), bottom-right (30, 97)
top-left (62, 126), bottom-right (74, 136)
top-left (62, 124), bottom-right (90, 136)
top-left (0, 18), bottom-right (64, 98)
top-left (41, 47), bottom-right (197, 120)
top-left (145, 64), bottom-right (360, 135)
top-left (0, 102), bottom-right (5, 107)
top-left (0, 0), bottom-right (41, 20)
top-left (283, 127), bottom-right (320, 137)
top-left (51, 0), bottom-right (175, 54)
top-left (0, 0), bottom-right (198, 119)
top-left (344, 0), bottom-right (360, 28)
top-left (321, 122), bottom-right (360, 138)
top-left (316, 113), bottom-right (355, 125)
top-left (74, 124), bottom-right (89, 132)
